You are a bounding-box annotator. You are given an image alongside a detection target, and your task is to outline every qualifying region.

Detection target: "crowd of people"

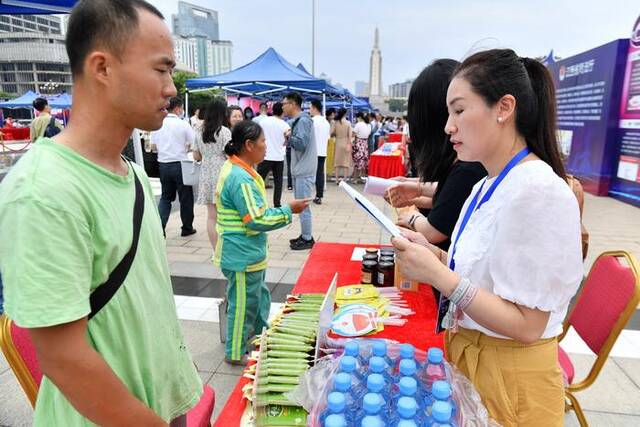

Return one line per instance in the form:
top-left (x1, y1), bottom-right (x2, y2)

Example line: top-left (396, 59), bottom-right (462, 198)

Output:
top-left (0, 0), bottom-right (587, 426)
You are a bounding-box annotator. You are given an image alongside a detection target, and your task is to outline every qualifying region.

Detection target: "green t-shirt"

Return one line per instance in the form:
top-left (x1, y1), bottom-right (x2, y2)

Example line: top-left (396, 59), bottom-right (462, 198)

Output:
top-left (0, 138), bottom-right (202, 425)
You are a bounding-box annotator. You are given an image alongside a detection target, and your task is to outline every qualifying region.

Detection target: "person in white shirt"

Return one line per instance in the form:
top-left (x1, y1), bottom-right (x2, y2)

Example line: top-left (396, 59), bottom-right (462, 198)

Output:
top-left (309, 99), bottom-right (330, 204)
top-left (351, 113), bottom-right (372, 182)
top-left (252, 102), bottom-right (269, 125)
top-left (256, 101), bottom-right (290, 207)
top-left (150, 96), bottom-right (197, 236)
top-left (189, 108), bottom-right (202, 129)
top-left (392, 49), bottom-right (583, 426)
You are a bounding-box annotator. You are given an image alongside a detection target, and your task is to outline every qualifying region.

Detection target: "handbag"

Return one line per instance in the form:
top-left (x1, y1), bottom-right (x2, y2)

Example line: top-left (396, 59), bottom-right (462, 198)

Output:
top-left (181, 159), bottom-right (201, 186)
top-left (88, 165), bottom-right (144, 319)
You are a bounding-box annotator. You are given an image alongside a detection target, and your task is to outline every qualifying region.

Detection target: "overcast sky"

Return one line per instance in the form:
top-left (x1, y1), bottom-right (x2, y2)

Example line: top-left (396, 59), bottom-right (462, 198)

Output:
top-left (149, 0), bottom-right (640, 93)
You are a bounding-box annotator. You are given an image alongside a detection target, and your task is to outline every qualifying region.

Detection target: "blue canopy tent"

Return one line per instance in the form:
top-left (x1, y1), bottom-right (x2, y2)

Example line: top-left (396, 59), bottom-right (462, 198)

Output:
top-left (325, 94), bottom-right (372, 112)
top-left (0, 90), bottom-right (40, 109)
top-left (185, 47), bottom-right (350, 114)
top-left (296, 63), bottom-right (311, 75)
top-left (0, 0), bottom-right (76, 14)
top-left (48, 92), bottom-right (72, 109)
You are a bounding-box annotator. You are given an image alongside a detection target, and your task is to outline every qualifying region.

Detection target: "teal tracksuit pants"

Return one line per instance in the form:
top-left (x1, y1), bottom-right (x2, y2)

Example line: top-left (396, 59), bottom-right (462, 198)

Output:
top-left (222, 269), bottom-right (270, 360)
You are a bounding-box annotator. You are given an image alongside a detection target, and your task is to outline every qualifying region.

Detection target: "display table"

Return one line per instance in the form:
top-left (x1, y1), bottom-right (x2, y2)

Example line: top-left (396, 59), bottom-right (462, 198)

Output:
top-left (368, 151), bottom-right (406, 179)
top-left (386, 132), bottom-right (403, 142)
top-left (214, 242), bottom-right (443, 426)
top-left (0, 127), bottom-right (29, 141)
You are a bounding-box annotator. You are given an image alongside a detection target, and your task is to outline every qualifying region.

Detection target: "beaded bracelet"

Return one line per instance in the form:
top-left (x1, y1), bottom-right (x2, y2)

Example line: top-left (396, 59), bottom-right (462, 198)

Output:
top-left (448, 277), bottom-right (478, 310)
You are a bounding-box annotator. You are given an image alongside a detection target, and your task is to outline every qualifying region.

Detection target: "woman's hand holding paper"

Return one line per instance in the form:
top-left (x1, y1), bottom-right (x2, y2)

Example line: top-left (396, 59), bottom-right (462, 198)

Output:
top-left (385, 182), bottom-right (421, 207)
top-left (391, 235), bottom-right (459, 296)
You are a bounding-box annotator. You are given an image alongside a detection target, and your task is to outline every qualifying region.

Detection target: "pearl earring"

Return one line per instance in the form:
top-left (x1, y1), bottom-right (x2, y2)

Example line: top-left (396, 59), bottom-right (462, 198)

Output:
top-left (497, 117), bottom-right (503, 123)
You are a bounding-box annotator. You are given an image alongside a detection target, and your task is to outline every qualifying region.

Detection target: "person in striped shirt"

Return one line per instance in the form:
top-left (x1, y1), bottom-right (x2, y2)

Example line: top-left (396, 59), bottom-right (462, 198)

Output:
top-left (213, 120), bottom-right (310, 364)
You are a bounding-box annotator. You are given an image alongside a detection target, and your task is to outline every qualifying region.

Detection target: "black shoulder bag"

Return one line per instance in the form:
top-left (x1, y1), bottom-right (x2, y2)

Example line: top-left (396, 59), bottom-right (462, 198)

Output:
top-left (88, 167), bottom-right (144, 320)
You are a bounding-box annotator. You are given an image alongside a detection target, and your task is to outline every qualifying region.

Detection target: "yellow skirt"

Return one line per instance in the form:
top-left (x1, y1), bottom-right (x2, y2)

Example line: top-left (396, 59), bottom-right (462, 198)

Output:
top-left (445, 327), bottom-right (564, 427)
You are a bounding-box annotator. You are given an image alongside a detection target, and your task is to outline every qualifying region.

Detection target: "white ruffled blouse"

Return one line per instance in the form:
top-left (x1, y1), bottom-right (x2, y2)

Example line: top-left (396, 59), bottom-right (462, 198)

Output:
top-left (447, 160), bottom-right (584, 339)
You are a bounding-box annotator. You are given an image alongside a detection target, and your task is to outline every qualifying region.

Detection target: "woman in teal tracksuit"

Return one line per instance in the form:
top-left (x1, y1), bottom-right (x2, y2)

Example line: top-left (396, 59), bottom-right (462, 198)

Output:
top-left (214, 120), bottom-right (310, 364)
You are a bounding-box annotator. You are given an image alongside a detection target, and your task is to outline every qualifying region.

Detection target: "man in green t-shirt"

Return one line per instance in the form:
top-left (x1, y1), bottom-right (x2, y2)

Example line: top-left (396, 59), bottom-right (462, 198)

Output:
top-left (29, 97), bottom-right (62, 142)
top-left (0, 1), bottom-right (202, 426)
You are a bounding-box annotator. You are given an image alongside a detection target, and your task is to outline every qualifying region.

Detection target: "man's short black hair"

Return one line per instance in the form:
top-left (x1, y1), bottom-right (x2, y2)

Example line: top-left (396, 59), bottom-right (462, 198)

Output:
top-left (284, 92), bottom-right (303, 108)
top-left (169, 97), bottom-right (183, 112)
top-left (272, 102), bottom-right (284, 116)
top-left (310, 99), bottom-right (322, 112)
top-left (66, 0), bottom-right (164, 76)
top-left (33, 97), bottom-right (48, 112)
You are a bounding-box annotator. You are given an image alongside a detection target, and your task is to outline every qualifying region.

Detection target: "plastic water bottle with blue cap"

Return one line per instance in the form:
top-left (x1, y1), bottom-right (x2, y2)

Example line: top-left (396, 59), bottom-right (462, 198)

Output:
top-left (391, 376), bottom-right (421, 407)
top-left (368, 356), bottom-right (394, 384)
top-left (371, 340), bottom-right (395, 372)
top-left (396, 343), bottom-right (421, 372)
top-left (332, 372), bottom-right (359, 413)
top-left (423, 348), bottom-right (446, 391)
top-left (391, 396), bottom-right (423, 426)
top-left (360, 415), bottom-right (385, 427)
top-left (344, 340), bottom-right (366, 378)
top-left (397, 359), bottom-right (421, 384)
top-left (324, 413), bottom-right (347, 427)
top-left (365, 372), bottom-right (389, 397)
top-left (356, 392), bottom-right (387, 426)
top-left (339, 355), bottom-right (364, 396)
top-left (366, 370), bottom-right (393, 415)
top-left (424, 380), bottom-right (457, 419)
top-left (319, 392), bottom-right (347, 426)
top-left (429, 401), bottom-right (455, 427)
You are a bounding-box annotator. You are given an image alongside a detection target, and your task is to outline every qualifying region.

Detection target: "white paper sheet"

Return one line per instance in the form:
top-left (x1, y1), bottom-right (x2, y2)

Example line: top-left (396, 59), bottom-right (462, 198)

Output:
top-left (350, 247), bottom-right (368, 261)
top-left (363, 176), bottom-right (398, 197)
top-left (339, 181), bottom-right (401, 238)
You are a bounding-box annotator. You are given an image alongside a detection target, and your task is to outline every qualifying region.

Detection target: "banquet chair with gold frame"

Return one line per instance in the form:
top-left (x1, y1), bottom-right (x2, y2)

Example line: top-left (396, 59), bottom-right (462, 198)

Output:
top-left (557, 251), bottom-right (640, 427)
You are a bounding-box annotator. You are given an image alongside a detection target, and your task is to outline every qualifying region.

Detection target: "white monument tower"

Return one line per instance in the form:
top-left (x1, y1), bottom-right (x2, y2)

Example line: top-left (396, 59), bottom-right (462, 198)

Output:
top-left (369, 28), bottom-right (382, 97)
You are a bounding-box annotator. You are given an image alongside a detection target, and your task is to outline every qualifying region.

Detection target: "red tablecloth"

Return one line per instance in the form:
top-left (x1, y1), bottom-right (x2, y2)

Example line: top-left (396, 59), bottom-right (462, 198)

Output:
top-left (214, 242), bottom-right (443, 426)
top-left (368, 153), bottom-right (406, 179)
top-left (386, 132), bottom-right (403, 142)
top-left (0, 127), bottom-right (29, 140)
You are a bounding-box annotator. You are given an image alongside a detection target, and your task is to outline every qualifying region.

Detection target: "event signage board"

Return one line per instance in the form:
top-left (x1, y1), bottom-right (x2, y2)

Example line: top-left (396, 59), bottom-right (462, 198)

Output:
top-left (611, 14), bottom-right (640, 207)
top-left (547, 39), bottom-right (629, 195)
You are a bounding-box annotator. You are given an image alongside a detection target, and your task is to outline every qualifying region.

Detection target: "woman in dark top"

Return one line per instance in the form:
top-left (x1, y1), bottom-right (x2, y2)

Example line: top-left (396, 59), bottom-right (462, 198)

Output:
top-left (387, 59), bottom-right (486, 251)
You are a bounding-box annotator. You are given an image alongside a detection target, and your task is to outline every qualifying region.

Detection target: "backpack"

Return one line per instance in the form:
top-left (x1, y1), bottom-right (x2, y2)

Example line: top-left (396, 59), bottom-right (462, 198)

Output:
top-left (44, 116), bottom-right (61, 138)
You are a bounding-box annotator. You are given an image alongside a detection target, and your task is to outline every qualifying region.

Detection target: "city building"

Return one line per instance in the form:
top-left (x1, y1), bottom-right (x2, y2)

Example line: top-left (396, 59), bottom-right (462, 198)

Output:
top-left (388, 79), bottom-right (414, 99)
top-left (0, 14), bottom-right (61, 34)
top-left (369, 28), bottom-right (382, 97)
top-left (171, 1), bottom-right (233, 77)
top-left (173, 36), bottom-right (233, 76)
top-left (172, 1), bottom-right (219, 40)
top-left (174, 35), bottom-right (199, 74)
top-left (355, 80), bottom-right (370, 97)
top-left (205, 40), bottom-right (232, 76)
top-left (0, 14), bottom-right (71, 96)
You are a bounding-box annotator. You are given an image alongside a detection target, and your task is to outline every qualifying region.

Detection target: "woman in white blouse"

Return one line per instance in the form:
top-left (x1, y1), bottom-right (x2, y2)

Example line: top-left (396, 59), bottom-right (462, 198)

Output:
top-left (351, 113), bottom-right (371, 182)
top-left (192, 98), bottom-right (232, 251)
top-left (393, 49), bottom-right (583, 427)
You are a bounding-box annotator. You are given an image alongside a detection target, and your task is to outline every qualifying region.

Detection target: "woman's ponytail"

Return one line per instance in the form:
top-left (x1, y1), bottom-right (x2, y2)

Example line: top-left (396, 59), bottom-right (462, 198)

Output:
top-left (521, 58), bottom-right (566, 179)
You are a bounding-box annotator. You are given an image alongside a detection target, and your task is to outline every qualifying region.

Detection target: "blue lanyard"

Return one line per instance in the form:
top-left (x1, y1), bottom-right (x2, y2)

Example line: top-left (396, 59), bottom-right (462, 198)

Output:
top-left (448, 147), bottom-right (530, 271)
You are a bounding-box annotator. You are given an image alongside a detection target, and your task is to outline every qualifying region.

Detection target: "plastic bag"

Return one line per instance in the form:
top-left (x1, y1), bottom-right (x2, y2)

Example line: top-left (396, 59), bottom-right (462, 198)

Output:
top-left (288, 338), bottom-right (500, 427)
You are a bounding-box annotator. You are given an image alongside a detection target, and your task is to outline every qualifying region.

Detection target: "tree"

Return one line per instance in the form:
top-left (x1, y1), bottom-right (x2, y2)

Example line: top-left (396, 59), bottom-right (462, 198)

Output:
top-left (172, 70), bottom-right (222, 114)
top-left (386, 98), bottom-right (407, 113)
top-left (172, 70), bottom-right (197, 95)
top-left (0, 91), bottom-right (15, 100)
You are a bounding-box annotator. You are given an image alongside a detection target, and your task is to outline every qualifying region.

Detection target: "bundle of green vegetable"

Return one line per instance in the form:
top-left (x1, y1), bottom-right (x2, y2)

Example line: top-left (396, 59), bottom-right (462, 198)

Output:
top-left (253, 294), bottom-right (324, 425)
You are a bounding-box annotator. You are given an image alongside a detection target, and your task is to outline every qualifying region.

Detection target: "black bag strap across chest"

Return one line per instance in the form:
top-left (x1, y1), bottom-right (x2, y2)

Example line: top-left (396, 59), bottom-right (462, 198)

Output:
top-left (88, 167), bottom-right (144, 320)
